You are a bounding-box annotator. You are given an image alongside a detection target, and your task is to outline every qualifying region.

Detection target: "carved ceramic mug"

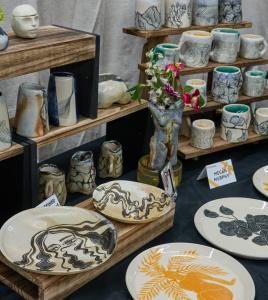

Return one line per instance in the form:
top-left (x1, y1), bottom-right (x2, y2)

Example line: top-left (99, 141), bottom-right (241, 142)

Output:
top-left (193, 0), bottom-right (218, 26)
top-left (243, 70), bottom-right (267, 97)
top-left (154, 43), bottom-right (180, 68)
top-left (219, 0), bottom-right (242, 24)
top-left (165, 0), bottom-right (193, 28)
top-left (254, 108), bottom-right (268, 135)
top-left (185, 79), bottom-right (207, 106)
top-left (191, 119), bottom-right (215, 149)
top-left (135, 0), bottom-right (162, 30)
top-left (240, 34), bottom-right (268, 60)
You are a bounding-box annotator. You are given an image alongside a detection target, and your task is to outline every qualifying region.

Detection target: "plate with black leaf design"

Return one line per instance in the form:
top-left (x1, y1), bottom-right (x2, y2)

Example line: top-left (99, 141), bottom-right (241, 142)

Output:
top-left (194, 197), bottom-right (268, 259)
top-left (253, 166), bottom-right (268, 197)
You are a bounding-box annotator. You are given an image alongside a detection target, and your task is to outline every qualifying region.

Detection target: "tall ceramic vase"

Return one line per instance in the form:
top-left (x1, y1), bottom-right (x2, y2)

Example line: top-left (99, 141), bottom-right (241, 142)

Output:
top-left (0, 93), bottom-right (12, 151)
top-left (135, 0), bottom-right (162, 30)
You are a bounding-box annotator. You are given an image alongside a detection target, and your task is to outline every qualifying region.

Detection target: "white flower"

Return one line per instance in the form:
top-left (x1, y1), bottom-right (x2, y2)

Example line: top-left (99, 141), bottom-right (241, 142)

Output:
top-left (145, 69), bottom-right (154, 76)
top-left (160, 77), bottom-right (169, 85)
top-left (151, 76), bottom-right (157, 83)
top-left (155, 88), bottom-right (162, 96)
top-left (147, 62), bottom-right (153, 68)
top-left (157, 53), bottom-right (164, 59)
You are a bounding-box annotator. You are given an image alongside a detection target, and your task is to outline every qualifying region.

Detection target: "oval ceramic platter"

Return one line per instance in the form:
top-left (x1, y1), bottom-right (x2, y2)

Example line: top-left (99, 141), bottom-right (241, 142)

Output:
top-left (93, 180), bottom-right (173, 224)
top-left (126, 243), bottom-right (255, 300)
top-left (194, 197), bottom-right (268, 259)
top-left (0, 207), bottom-right (117, 275)
top-left (253, 166), bottom-right (268, 197)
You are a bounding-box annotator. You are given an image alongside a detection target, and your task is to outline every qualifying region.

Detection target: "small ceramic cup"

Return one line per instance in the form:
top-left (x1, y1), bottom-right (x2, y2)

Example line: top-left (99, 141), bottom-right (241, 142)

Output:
top-left (135, 0), bottom-right (162, 30)
top-left (212, 66), bottom-right (243, 104)
top-left (191, 119), bottom-right (215, 149)
top-left (221, 104), bottom-right (251, 143)
top-left (165, 0), bottom-right (193, 28)
top-left (154, 43), bottom-right (180, 68)
top-left (98, 140), bottom-right (123, 178)
top-left (39, 164), bottom-right (67, 205)
top-left (254, 107), bottom-right (268, 135)
top-left (243, 70), bottom-right (267, 97)
top-left (219, 0), bottom-right (242, 24)
top-left (193, 0), bottom-right (218, 26)
top-left (240, 34), bottom-right (268, 60)
top-left (178, 30), bottom-right (213, 67)
top-left (210, 28), bottom-right (240, 63)
top-left (185, 79), bottom-right (207, 106)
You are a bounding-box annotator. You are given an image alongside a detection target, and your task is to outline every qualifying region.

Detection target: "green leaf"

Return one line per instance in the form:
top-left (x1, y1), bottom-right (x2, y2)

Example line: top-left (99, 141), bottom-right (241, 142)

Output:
top-left (198, 95), bottom-right (205, 107)
top-left (0, 7), bottom-right (4, 22)
top-left (183, 85), bottom-right (194, 93)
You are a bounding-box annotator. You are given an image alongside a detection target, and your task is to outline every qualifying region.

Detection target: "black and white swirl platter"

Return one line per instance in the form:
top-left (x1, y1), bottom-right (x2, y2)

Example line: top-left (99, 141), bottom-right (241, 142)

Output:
top-left (93, 180), bottom-right (173, 224)
top-left (0, 207), bottom-right (117, 275)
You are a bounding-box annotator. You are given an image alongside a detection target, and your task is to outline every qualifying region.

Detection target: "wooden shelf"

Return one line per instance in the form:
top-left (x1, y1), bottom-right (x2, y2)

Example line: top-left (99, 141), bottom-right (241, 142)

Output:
top-left (123, 21), bottom-right (252, 38)
top-left (32, 100), bottom-right (148, 148)
top-left (0, 144), bottom-right (24, 162)
top-left (178, 126), bottom-right (268, 159)
top-left (0, 26), bottom-right (96, 80)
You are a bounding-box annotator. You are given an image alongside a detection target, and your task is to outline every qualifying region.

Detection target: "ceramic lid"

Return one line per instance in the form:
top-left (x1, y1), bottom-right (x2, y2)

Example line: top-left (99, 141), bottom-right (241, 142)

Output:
top-left (12, 5), bottom-right (38, 17)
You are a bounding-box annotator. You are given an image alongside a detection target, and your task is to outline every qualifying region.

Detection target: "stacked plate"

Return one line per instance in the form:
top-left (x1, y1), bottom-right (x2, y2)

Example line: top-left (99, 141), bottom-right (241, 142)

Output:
top-left (253, 166), bottom-right (268, 197)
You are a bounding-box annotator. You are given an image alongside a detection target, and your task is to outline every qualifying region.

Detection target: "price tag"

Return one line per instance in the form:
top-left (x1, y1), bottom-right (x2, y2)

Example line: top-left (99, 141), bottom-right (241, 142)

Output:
top-left (161, 162), bottom-right (177, 201)
top-left (36, 194), bottom-right (61, 208)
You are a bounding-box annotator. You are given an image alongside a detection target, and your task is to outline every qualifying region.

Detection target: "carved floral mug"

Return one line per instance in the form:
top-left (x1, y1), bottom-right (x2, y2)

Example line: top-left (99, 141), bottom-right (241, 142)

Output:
top-left (165, 0), bottom-right (193, 28)
top-left (193, 0), bottom-right (218, 26)
top-left (191, 119), bottom-right (215, 149)
top-left (135, 0), bottom-right (162, 30)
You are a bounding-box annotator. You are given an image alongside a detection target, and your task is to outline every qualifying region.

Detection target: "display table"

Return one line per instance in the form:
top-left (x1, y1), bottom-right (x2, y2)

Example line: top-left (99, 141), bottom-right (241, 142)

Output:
top-left (1, 140), bottom-right (268, 300)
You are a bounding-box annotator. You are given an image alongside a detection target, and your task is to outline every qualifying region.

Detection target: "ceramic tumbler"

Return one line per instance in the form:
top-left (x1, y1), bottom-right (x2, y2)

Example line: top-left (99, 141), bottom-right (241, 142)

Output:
top-left (211, 28), bottom-right (240, 63)
top-left (185, 79), bottom-right (207, 106)
top-left (48, 72), bottom-right (78, 127)
top-left (240, 34), bottom-right (268, 60)
top-left (243, 70), bottom-right (267, 97)
top-left (212, 66), bottom-right (243, 104)
top-left (98, 140), bottom-right (123, 178)
top-left (135, 0), bottom-right (162, 30)
top-left (193, 0), bottom-right (218, 26)
top-left (15, 83), bottom-right (49, 138)
top-left (219, 0), bottom-right (242, 24)
top-left (254, 107), bottom-right (268, 135)
top-left (221, 104), bottom-right (251, 143)
top-left (67, 151), bottom-right (96, 196)
top-left (178, 30), bottom-right (213, 67)
top-left (154, 43), bottom-right (180, 68)
top-left (191, 119), bottom-right (215, 149)
top-left (165, 0), bottom-right (193, 28)
top-left (0, 93), bottom-right (12, 151)
top-left (39, 164), bottom-right (67, 205)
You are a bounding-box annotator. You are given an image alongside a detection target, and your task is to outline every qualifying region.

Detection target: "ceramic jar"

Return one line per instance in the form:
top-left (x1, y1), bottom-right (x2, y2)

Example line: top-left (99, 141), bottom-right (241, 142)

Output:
top-left (211, 28), bottom-right (240, 63)
top-left (243, 70), bottom-right (267, 97)
top-left (165, 0), bottom-right (193, 28)
top-left (191, 119), bottom-right (215, 149)
top-left (14, 83), bottom-right (49, 138)
top-left (240, 34), bottom-right (268, 60)
top-left (193, 0), bottom-right (218, 26)
top-left (219, 0), bottom-right (242, 24)
top-left (39, 164), bottom-right (67, 205)
top-left (221, 104), bottom-right (251, 143)
top-left (178, 30), bottom-right (213, 67)
top-left (254, 108), bottom-right (268, 135)
top-left (135, 0), bottom-right (162, 30)
top-left (185, 79), bottom-right (207, 106)
top-left (154, 43), bottom-right (180, 68)
top-left (67, 151), bottom-right (96, 196)
top-left (0, 93), bottom-right (12, 152)
top-left (98, 140), bottom-right (123, 178)
top-left (212, 66), bottom-right (243, 104)
top-left (0, 28), bottom-right (8, 51)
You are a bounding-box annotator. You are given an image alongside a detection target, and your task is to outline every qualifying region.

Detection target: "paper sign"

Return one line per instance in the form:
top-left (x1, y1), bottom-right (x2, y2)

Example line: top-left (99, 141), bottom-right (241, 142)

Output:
top-left (197, 159), bottom-right (237, 189)
top-left (36, 194), bottom-right (61, 208)
top-left (161, 162), bottom-right (177, 201)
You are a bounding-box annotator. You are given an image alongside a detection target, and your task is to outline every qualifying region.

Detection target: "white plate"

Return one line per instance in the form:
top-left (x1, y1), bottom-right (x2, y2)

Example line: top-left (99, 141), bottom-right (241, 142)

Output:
top-left (253, 166), bottom-right (268, 197)
top-left (126, 243), bottom-right (255, 300)
top-left (0, 207), bottom-right (117, 275)
top-left (195, 197), bottom-right (268, 259)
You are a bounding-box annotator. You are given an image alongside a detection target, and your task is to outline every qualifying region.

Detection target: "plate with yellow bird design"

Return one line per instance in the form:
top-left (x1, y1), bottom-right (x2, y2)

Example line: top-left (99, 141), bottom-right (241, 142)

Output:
top-left (253, 166), bottom-right (268, 197)
top-left (125, 243), bottom-right (255, 300)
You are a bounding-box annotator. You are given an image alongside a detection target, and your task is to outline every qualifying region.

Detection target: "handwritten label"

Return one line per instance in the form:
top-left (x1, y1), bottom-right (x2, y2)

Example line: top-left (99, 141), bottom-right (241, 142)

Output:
top-left (161, 162), bottom-right (177, 201)
top-left (36, 194), bottom-right (61, 208)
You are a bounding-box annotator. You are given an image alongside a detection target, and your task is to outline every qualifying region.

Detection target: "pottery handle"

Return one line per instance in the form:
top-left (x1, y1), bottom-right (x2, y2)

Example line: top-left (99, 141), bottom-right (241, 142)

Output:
top-left (260, 40), bottom-right (268, 57)
top-left (44, 180), bottom-right (54, 199)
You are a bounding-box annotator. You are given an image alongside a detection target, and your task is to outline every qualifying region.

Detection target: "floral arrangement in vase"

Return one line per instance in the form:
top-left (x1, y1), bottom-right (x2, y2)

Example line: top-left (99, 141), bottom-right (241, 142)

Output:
top-left (0, 6), bottom-right (8, 51)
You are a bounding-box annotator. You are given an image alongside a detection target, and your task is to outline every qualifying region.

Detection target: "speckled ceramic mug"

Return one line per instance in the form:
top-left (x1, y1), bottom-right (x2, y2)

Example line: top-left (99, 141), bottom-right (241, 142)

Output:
top-left (154, 43), bottom-right (180, 68)
top-left (191, 119), bottom-right (215, 149)
top-left (193, 0), bottom-right (218, 26)
top-left (240, 34), bottom-right (268, 60)
top-left (243, 70), bottom-right (267, 97)
top-left (254, 107), bottom-right (268, 135)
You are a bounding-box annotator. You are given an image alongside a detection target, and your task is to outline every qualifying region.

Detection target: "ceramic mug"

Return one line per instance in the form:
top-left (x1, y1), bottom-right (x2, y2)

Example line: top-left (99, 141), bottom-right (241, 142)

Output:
top-left (243, 70), bottom-right (267, 97)
top-left (212, 66), bottom-right (243, 104)
top-left (14, 83), bottom-right (49, 138)
top-left (191, 119), bottom-right (215, 149)
top-left (221, 104), bottom-right (251, 143)
top-left (185, 79), bottom-right (207, 106)
top-left (211, 28), bottom-right (240, 63)
top-left (193, 0), bottom-right (218, 26)
top-left (219, 0), bottom-right (242, 24)
top-left (178, 30), bottom-right (213, 67)
top-left (240, 34), bottom-right (268, 60)
top-left (165, 0), bottom-right (193, 28)
top-left (0, 92), bottom-right (12, 151)
top-left (154, 43), bottom-right (180, 68)
top-left (254, 107), bottom-right (268, 135)
top-left (135, 0), bottom-right (162, 30)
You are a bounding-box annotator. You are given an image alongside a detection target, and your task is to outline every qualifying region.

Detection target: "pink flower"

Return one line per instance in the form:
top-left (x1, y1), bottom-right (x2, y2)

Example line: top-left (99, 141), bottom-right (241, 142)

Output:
top-left (183, 93), bottom-right (192, 106)
top-left (192, 96), bottom-right (200, 112)
top-left (164, 84), bottom-right (179, 98)
top-left (175, 63), bottom-right (185, 70)
top-left (165, 64), bottom-right (179, 77)
top-left (192, 89), bottom-right (200, 97)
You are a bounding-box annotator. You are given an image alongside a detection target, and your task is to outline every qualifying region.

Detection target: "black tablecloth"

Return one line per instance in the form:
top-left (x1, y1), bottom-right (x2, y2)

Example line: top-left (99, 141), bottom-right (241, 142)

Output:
top-left (1, 141), bottom-right (268, 300)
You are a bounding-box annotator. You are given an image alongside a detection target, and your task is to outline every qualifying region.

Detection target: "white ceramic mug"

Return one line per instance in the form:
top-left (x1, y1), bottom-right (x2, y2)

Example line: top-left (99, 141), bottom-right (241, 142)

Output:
top-left (154, 43), bottom-right (180, 68)
top-left (191, 119), bottom-right (215, 149)
top-left (165, 0), bottom-right (193, 28)
top-left (135, 0), bottom-right (162, 30)
top-left (193, 0), bottom-right (218, 26)
top-left (185, 79), bottom-right (207, 106)
top-left (243, 70), bottom-right (267, 97)
top-left (254, 107), bottom-right (268, 135)
top-left (240, 34), bottom-right (268, 60)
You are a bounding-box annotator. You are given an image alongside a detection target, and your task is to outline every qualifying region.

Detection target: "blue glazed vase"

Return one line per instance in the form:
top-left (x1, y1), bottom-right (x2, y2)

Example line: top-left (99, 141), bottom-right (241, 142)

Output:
top-left (219, 0), bottom-right (242, 24)
top-left (0, 27), bottom-right (8, 51)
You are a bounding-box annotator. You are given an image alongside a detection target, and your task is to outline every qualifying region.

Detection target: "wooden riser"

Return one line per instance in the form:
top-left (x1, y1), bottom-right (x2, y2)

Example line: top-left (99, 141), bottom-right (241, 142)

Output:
top-left (0, 144), bottom-right (24, 162)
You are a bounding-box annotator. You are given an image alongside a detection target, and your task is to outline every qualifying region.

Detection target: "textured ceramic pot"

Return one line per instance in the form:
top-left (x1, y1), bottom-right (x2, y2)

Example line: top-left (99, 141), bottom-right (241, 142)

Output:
top-left (191, 119), bottom-right (215, 149)
top-left (48, 72), bottom-right (77, 127)
top-left (212, 66), bottom-right (243, 104)
top-left (165, 0), bottom-right (192, 28)
top-left (240, 34), bottom-right (268, 60)
top-left (67, 151), bottom-right (96, 196)
top-left (243, 70), bottom-right (267, 97)
top-left (39, 164), bottom-right (67, 205)
top-left (15, 83), bottom-right (49, 138)
top-left (98, 141), bottom-right (123, 178)
top-left (193, 0), bottom-right (218, 26)
top-left (211, 28), bottom-right (240, 63)
top-left (0, 93), bottom-right (12, 152)
top-left (254, 108), bottom-right (268, 135)
top-left (178, 30), bottom-right (213, 67)
top-left (219, 0), bottom-right (242, 24)
top-left (154, 43), bottom-right (180, 68)
top-left (0, 28), bottom-right (8, 51)
top-left (135, 0), bottom-right (162, 30)
top-left (221, 104), bottom-right (251, 143)
top-left (185, 79), bottom-right (207, 106)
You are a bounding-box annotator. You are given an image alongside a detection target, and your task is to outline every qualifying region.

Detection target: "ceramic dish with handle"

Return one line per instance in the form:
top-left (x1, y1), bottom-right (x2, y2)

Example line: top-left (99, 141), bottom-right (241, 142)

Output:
top-left (252, 166), bottom-right (268, 197)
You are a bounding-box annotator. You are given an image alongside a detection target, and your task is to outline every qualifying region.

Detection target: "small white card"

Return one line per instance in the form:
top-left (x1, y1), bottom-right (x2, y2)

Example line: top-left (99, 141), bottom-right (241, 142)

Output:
top-left (36, 194), bottom-right (61, 208)
top-left (197, 159), bottom-right (237, 189)
top-left (161, 162), bottom-right (177, 201)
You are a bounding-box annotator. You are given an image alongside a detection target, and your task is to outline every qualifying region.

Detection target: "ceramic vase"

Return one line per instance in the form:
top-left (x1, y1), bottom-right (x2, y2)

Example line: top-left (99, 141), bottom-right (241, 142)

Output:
top-left (193, 0), bottom-right (218, 26)
top-left (0, 27), bottom-right (9, 51)
top-left (39, 164), bottom-right (67, 205)
top-left (165, 0), bottom-right (193, 28)
top-left (243, 70), bottom-right (267, 98)
top-left (219, 0), bottom-right (242, 24)
top-left (135, 0), bottom-right (162, 30)
top-left (185, 79), bottom-right (207, 106)
top-left (0, 93), bottom-right (12, 151)
top-left (154, 43), bottom-right (180, 68)
top-left (254, 108), bottom-right (268, 135)
top-left (240, 34), bottom-right (268, 60)
top-left (98, 141), bottom-right (123, 178)
top-left (15, 83), bottom-right (49, 138)
top-left (67, 151), bottom-right (96, 196)
top-left (191, 119), bottom-right (215, 149)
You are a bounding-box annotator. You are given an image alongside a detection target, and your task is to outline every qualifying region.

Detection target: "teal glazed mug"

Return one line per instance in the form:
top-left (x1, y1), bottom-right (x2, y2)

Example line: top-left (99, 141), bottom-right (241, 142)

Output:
top-left (153, 43), bottom-right (180, 68)
top-left (243, 70), bottom-right (267, 97)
